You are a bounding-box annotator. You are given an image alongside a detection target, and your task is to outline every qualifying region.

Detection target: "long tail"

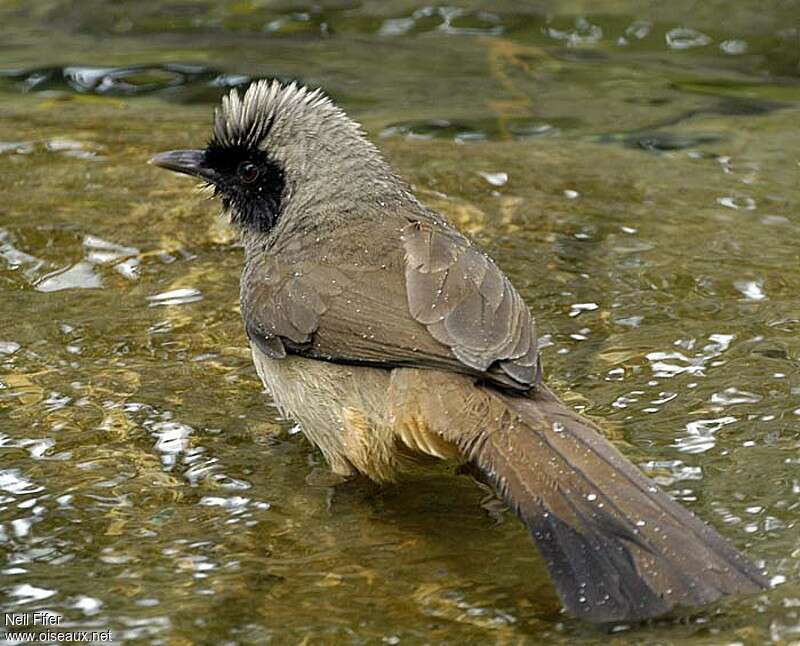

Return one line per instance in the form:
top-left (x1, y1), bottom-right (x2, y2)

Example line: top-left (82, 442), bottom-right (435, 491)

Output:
top-left (475, 384), bottom-right (768, 622)
top-left (390, 371), bottom-right (769, 623)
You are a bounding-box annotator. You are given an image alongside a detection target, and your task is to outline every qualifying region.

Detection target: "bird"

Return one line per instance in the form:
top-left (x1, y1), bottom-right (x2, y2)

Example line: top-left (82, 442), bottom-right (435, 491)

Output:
top-left (149, 79), bottom-right (768, 623)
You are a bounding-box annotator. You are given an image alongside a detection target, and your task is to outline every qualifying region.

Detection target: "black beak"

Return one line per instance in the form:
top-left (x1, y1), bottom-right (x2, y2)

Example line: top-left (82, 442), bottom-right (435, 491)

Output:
top-left (148, 149), bottom-right (218, 182)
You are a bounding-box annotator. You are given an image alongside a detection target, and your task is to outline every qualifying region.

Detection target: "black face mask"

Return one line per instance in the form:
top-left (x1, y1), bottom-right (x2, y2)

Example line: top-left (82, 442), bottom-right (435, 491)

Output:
top-left (149, 145), bottom-right (286, 232)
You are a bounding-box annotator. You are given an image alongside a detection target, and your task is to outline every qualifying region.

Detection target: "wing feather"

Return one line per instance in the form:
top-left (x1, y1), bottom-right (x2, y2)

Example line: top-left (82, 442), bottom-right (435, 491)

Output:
top-left (402, 221), bottom-right (539, 386)
top-left (241, 214), bottom-right (540, 390)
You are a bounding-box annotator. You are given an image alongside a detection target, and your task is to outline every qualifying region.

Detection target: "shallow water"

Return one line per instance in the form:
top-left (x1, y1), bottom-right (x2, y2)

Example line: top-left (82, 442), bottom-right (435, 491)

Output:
top-left (1, 1), bottom-right (799, 644)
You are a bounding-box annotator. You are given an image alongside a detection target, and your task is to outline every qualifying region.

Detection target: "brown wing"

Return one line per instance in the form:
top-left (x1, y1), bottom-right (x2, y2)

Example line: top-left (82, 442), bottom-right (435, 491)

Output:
top-left (241, 213), bottom-right (540, 390)
top-left (402, 220), bottom-right (539, 387)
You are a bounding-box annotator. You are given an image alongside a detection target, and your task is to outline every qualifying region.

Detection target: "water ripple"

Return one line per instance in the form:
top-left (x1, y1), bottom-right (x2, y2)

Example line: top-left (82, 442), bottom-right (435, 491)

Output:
top-left (0, 64), bottom-right (260, 100)
top-left (673, 416), bottom-right (738, 454)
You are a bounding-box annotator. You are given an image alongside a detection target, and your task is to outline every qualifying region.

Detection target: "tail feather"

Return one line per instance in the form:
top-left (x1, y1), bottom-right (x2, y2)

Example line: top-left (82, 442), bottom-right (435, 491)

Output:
top-left (476, 385), bottom-right (768, 622)
top-left (389, 369), bottom-right (768, 623)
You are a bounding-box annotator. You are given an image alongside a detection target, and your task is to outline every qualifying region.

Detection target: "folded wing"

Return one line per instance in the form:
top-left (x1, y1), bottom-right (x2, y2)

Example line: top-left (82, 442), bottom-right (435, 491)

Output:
top-left (240, 212), bottom-right (539, 390)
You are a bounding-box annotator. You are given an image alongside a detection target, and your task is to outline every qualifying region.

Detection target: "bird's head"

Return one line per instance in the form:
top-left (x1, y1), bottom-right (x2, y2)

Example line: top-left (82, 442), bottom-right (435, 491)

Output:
top-left (150, 80), bottom-right (392, 235)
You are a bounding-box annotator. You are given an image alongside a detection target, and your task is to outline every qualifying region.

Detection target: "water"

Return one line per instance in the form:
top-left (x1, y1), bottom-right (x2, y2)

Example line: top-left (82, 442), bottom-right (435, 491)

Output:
top-left (1, 1), bottom-right (799, 643)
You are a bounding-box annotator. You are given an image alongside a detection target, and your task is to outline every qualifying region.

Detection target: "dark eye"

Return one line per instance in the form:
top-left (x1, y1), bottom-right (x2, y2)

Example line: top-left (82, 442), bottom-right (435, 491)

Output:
top-left (237, 161), bottom-right (259, 184)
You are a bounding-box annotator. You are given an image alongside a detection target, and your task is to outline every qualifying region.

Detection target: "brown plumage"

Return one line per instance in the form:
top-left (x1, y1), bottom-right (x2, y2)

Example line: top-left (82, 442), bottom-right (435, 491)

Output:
top-left (150, 80), bottom-right (768, 623)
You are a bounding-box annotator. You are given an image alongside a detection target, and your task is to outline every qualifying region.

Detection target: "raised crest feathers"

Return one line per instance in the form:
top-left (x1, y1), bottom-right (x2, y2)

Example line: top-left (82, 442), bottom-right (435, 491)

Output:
top-left (210, 80), bottom-right (339, 150)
